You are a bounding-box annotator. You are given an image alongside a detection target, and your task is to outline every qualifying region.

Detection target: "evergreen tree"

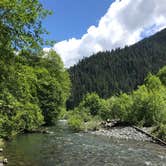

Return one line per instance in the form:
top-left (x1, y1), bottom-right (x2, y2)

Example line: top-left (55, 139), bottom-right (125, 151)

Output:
top-left (68, 28), bottom-right (166, 109)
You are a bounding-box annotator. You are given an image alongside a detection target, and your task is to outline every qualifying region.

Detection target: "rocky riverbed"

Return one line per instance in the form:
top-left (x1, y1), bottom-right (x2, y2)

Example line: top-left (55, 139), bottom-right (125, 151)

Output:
top-left (91, 127), bottom-right (154, 142)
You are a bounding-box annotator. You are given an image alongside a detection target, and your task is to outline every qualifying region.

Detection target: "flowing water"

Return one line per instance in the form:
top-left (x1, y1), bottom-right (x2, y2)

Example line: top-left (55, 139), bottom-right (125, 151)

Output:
top-left (4, 120), bottom-right (166, 166)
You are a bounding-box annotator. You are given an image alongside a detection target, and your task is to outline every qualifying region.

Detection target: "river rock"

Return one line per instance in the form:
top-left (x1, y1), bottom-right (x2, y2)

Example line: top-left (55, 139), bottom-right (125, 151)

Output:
top-left (91, 127), bottom-right (152, 141)
top-left (3, 158), bottom-right (8, 164)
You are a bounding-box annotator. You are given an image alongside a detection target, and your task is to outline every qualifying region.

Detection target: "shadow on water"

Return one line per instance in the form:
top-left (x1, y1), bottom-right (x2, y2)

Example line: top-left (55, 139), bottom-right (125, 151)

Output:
top-left (4, 120), bottom-right (166, 166)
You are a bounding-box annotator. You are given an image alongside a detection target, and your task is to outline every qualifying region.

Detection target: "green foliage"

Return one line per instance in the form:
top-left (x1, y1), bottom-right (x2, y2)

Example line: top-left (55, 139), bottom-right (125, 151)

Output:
top-left (153, 124), bottom-right (166, 141)
top-left (35, 51), bottom-right (71, 125)
top-left (0, 50), bottom-right (71, 138)
top-left (68, 28), bottom-right (166, 109)
top-left (0, 138), bottom-right (4, 147)
top-left (130, 85), bottom-right (149, 125)
top-left (0, 0), bottom-right (53, 52)
top-left (67, 109), bottom-right (101, 132)
top-left (84, 117), bottom-right (101, 131)
top-left (0, 1), bottom-right (71, 139)
top-left (79, 93), bottom-right (107, 116)
top-left (98, 99), bottom-right (110, 121)
top-left (66, 94), bottom-right (103, 132)
top-left (157, 66), bottom-right (166, 86)
top-left (131, 75), bottom-right (166, 126)
top-left (68, 114), bottom-right (84, 132)
top-left (110, 93), bottom-right (133, 122)
top-left (67, 69), bottom-right (166, 142)
top-left (145, 73), bottom-right (162, 90)
top-left (13, 103), bottom-right (44, 132)
top-left (58, 108), bottom-right (68, 120)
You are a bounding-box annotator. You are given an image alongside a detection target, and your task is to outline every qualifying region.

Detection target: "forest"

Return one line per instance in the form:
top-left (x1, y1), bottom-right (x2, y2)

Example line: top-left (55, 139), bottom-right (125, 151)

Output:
top-left (65, 67), bottom-right (166, 141)
top-left (68, 28), bottom-right (166, 109)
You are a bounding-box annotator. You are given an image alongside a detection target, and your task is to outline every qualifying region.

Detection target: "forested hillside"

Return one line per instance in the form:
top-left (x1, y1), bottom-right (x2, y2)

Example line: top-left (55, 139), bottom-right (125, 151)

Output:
top-left (68, 28), bottom-right (166, 109)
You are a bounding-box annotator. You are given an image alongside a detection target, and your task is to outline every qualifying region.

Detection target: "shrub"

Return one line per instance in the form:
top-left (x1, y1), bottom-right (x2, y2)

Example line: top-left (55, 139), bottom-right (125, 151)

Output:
top-left (157, 66), bottom-right (166, 86)
top-left (13, 103), bottom-right (44, 132)
top-left (68, 114), bottom-right (84, 132)
top-left (79, 93), bottom-right (103, 116)
top-left (152, 124), bottom-right (166, 141)
top-left (97, 99), bottom-right (110, 120)
top-left (58, 109), bottom-right (69, 120)
top-left (109, 93), bottom-right (133, 122)
top-left (84, 119), bottom-right (101, 131)
top-left (130, 74), bottom-right (166, 126)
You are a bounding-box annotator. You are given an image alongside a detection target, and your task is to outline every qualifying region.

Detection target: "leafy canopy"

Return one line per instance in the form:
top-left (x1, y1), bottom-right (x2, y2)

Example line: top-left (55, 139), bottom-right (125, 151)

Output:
top-left (0, 0), bottom-right (52, 51)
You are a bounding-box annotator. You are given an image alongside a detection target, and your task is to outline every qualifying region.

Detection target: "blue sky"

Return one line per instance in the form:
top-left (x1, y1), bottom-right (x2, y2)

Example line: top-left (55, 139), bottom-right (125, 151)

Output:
top-left (40, 0), bottom-right (112, 42)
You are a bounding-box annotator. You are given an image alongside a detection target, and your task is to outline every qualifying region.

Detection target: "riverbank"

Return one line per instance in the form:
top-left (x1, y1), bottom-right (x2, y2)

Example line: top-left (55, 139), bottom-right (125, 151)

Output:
top-left (88, 120), bottom-right (166, 145)
top-left (91, 126), bottom-right (154, 142)
top-left (0, 139), bottom-right (5, 165)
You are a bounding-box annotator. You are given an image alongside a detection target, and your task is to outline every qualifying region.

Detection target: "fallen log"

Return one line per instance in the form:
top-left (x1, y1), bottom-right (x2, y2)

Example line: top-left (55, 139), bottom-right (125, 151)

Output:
top-left (101, 119), bottom-right (120, 128)
top-left (133, 126), bottom-right (166, 146)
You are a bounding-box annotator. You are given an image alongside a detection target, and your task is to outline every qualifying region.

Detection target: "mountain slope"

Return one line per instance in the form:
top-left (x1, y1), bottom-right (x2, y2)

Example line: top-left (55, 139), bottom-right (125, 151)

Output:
top-left (67, 28), bottom-right (166, 109)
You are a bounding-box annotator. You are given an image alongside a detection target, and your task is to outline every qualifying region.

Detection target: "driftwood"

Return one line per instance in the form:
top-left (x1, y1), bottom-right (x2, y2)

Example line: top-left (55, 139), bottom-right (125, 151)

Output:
top-left (101, 119), bottom-right (119, 128)
top-left (101, 120), bottom-right (166, 146)
top-left (101, 119), bottom-right (133, 128)
top-left (23, 129), bottom-right (50, 134)
top-left (133, 126), bottom-right (166, 146)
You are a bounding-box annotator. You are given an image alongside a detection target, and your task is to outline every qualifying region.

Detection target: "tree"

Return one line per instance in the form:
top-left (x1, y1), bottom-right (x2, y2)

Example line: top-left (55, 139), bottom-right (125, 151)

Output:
top-left (0, 50), bottom-right (71, 137)
top-left (79, 93), bottom-right (105, 116)
top-left (157, 66), bottom-right (166, 86)
top-left (110, 93), bottom-right (133, 122)
top-left (0, 1), bottom-right (71, 138)
top-left (145, 73), bottom-right (162, 90)
top-left (0, 0), bottom-right (52, 52)
top-left (131, 74), bottom-right (166, 126)
top-left (35, 50), bottom-right (71, 125)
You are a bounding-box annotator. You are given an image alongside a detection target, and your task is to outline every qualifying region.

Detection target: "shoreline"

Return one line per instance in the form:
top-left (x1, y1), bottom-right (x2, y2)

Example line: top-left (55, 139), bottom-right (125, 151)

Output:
top-left (90, 126), bottom-right (154, 142)
top-left (0, 139), bottom-right (5, 165)
top-left (90, 120), bottom-right (166, 146)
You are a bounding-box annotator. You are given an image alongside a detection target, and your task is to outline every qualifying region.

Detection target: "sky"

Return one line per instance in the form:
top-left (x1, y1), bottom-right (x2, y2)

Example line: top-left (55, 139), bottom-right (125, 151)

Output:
top-left (41, 0), bottom-right (166, 67)
top-left (40, 0), bottom-right (112, 42)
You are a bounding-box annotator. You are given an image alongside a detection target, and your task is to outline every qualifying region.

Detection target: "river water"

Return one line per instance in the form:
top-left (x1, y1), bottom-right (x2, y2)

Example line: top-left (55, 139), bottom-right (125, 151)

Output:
top-left (4, 121), bottom-right (166, 166)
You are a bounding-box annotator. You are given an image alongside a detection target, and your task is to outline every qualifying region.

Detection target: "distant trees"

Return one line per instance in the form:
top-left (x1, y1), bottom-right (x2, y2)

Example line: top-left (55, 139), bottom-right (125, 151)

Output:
top-left (67, 67), bottom-right (166, 141)
top-left (68, 28), bottom-right (166, 109)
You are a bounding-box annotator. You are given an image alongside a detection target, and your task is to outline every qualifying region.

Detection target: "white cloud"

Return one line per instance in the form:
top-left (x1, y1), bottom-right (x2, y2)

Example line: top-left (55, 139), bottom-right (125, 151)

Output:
top-left (48, 0), bottom-right (166, 67)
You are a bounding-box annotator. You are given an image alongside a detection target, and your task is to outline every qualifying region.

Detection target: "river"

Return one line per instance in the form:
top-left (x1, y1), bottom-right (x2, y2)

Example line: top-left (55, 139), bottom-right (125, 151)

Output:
top-left (4, 120), bottom-right (166, 166)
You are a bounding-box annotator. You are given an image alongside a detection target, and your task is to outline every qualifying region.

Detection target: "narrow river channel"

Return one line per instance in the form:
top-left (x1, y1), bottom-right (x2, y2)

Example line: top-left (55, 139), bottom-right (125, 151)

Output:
top-left (4, 121), bottom-right (166, 166)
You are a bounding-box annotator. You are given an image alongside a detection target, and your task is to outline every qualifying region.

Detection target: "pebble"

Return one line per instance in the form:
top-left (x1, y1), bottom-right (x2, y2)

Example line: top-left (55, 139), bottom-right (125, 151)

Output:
top-left (3, 158), bottom-right (8, 164)
top-left (91, 127), bottom-right (152, 141)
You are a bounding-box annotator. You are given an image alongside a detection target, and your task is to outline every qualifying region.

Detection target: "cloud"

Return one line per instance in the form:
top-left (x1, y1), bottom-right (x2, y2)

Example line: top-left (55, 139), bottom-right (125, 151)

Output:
top-left (48, 0), bottom-right (166, 67)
